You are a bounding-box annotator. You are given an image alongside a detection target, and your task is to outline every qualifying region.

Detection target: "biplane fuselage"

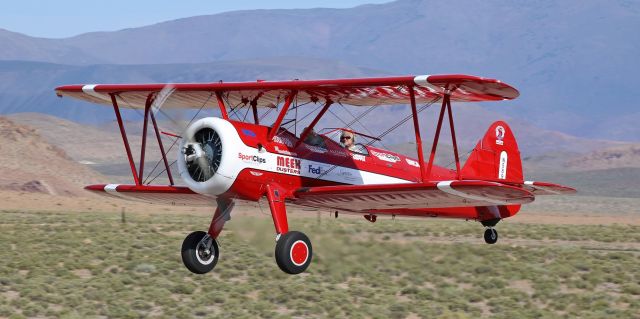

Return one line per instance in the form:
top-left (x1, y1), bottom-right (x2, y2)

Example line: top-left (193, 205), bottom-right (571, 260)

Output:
top-left (201, 118), bottom-right (521, 222)
top-left (56, 74), bottom-right (575, 275)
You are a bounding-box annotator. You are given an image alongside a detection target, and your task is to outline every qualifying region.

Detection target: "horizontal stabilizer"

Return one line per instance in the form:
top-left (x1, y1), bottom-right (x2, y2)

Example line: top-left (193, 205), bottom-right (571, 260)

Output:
top-left (522, 181), bottom-right (577, 195)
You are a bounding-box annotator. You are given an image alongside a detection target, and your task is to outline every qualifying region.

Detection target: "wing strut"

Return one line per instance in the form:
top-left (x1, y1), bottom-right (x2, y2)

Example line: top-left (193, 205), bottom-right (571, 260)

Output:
top-left (215, 92), bottom-right (230, 120)
top-left (149, 110), bottom-right (174, 185)
top-left (250, 93), bottom-right (264, 125)
top-left (110, 93), bottom-right (177, 186)
top-left (446, 94), bottom-right (462, 179)
top-left (268, 91), bottom-right (297, 140)
top-left (409, 86), bottom-right (427, 182)
top-left (138, 95), bottom-right (152, 182)
top-left (295, 99), bottom-right (333, 148)
top-left (110, 93), bottom-right (141, 185)
top-left (426, 93), bottom-right (462, 179)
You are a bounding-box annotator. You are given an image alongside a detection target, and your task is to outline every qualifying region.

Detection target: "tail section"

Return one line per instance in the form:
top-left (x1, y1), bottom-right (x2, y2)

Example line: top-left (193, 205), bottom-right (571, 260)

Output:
top-left (461, 121), bottom-right (523, 183)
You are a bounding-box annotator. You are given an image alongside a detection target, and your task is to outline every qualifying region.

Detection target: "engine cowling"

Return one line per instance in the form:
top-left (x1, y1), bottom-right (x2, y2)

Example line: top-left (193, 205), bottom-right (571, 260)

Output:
top-left (177, 117), bottom-right (244, 195)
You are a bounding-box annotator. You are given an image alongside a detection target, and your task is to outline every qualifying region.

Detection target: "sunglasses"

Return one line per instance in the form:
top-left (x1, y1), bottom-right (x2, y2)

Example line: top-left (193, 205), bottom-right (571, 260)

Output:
top-left (340, 136), bottom-right (351, 140)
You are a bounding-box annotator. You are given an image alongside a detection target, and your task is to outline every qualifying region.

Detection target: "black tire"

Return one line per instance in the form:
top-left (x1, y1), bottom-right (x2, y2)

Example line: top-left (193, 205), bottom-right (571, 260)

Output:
top-left (275, 231), bottom-right (312, 275)
top-left (181, 231), bottom-right (219, 274)
top-left (484, 228), bottom-right (498, 244)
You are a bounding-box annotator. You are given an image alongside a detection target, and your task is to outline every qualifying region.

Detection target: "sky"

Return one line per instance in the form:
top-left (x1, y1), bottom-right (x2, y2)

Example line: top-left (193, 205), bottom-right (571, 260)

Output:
top-left (1, 0), bottom-right (392, 39)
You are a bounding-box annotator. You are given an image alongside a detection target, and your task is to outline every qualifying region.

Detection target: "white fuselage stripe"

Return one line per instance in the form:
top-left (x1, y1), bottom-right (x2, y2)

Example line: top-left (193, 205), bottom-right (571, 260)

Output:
top-left (234, 149), bottom-right (412, 185)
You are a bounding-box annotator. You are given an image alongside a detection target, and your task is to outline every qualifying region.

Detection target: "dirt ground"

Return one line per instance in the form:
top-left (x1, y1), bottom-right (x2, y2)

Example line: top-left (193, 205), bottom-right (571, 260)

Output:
top-left (1, 190), bottom-right (638, 226)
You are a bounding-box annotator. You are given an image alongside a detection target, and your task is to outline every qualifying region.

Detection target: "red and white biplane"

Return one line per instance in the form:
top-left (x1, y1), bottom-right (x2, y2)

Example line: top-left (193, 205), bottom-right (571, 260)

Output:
top-left (55, 74), bottom-right (575, 275)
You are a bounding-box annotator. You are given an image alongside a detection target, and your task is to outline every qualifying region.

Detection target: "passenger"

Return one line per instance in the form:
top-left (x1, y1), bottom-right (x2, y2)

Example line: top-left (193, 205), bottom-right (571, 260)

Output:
top-left (303, 126), bottom-right (325, 148)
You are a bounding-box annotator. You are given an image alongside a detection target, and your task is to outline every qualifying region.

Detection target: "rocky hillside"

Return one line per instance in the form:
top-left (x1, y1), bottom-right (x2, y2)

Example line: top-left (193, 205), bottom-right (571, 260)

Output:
top-left (566, 144), bottom-right (640, 171)
top-left (0, 116), bottom-right (103, 195)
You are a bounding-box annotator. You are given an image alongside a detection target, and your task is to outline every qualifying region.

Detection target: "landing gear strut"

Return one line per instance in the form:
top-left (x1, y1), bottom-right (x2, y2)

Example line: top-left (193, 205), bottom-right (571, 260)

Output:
top-left (267, 183), bottom-right (313, 275)
top-left (181, 183), bottom-right (314, 275)
top-left (181, 198), bottom-right (233, 275)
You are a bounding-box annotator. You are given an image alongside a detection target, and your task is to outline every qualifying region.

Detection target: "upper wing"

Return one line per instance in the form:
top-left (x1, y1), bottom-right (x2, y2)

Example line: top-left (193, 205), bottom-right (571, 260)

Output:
top-left (55, 74), bottom-right (519, 109)
top-left (291, 180), bottom-right (534, 212)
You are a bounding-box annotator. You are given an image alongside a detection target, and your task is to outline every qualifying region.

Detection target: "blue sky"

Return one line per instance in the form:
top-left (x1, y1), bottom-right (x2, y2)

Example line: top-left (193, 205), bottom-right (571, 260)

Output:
top-left (2, 0), bottom-right (391, 38)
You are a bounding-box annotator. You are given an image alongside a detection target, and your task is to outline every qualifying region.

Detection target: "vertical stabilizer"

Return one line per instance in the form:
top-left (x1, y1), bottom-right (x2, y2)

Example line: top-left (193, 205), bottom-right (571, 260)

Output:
top-left (461, 121), bottom-right (523, 183)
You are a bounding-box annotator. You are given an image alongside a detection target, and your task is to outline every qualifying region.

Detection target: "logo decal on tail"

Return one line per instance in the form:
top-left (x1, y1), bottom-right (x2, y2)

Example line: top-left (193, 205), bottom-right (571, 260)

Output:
top-left (498, 151), bottom-right (508, 179)
top-left (495, 126), bottom-right (505, 145)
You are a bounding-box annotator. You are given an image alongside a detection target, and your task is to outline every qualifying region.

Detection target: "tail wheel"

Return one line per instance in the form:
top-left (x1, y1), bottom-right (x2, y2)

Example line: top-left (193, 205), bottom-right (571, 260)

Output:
top-left (181, 231), bottom-right (219, 274)
top-left (275, 231), bottom-right (312, 274)
top-left (484, 228), bottom-right (498, 244)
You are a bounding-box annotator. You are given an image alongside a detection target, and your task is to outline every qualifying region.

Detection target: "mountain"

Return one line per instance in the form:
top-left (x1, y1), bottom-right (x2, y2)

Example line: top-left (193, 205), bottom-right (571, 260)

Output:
top-left (0, 29), bottom-right (100, 64)
top-left (0, 58), bottom-right (386, 123)
top-left (0, 0), bottom-right (638, 141)
top-left (566, 144), bottom-right (640, 171)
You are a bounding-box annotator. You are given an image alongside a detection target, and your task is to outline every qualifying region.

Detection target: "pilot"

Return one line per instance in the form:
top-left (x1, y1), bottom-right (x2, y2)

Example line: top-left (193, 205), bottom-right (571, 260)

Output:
top-left (340, 130), bottom-right (356, 151)
top-left (304, 127), bottom-right (325, 148)
top-left (341, 130), bottom-right (368, 154)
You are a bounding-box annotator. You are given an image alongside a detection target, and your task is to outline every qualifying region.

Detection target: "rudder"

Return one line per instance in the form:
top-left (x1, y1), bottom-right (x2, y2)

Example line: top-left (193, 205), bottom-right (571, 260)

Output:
top-left (461, 121), bottom-right (523, 183)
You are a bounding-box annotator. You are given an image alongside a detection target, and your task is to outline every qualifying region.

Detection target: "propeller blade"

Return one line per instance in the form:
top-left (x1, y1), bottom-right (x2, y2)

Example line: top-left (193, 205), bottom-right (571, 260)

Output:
top-left (151, 85), bottom-right (176, 116)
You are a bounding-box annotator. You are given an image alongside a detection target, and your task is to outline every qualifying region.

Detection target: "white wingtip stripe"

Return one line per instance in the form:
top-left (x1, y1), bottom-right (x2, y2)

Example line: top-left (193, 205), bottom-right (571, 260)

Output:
top-left (82, 84), bottom-right (111, 102)
top-left (413, 75), bottom-right (444, 94)
top-left (104, 184), bottom-right (119, 193)
top-left (436, 180), bottom-right (508, 205)
top-left (104, 184), bottom-right (130, 199)
top-left (413, 75), bottom-right (430, 86)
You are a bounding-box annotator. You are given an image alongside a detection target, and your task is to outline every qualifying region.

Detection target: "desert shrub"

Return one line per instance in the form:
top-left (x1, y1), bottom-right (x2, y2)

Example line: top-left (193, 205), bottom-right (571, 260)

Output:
top-left (622, 283), bottom-right (640, 295)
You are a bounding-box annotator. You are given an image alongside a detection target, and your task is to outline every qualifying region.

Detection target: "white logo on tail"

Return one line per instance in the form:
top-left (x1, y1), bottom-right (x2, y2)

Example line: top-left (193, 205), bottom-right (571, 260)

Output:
top-left (498, 151), bottom-right (508, 179)
top-left (495, 126), bottom-right (505, 145)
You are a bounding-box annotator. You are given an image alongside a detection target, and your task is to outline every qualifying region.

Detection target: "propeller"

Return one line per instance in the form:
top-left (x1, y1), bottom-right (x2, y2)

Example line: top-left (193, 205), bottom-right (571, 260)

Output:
top-left (183, 128), bottom-right (222, 182)
top-left (150, 84), bottom-right (190, 137)
top-left (143, 84), bottom-right (200, 184)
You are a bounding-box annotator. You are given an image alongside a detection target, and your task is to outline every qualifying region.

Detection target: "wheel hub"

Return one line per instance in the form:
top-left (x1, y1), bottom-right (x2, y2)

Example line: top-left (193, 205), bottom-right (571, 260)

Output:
top-left (195, 235), bottom-right (215, 265)
top-left (290, 240), bottom-right (309, 266)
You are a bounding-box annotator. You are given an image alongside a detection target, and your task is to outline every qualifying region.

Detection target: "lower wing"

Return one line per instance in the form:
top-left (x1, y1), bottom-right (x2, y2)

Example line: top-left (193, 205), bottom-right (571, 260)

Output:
top-left (85, 184), bottom-right (214, 206)
top-left (292, 180), bottom-right (535, 212)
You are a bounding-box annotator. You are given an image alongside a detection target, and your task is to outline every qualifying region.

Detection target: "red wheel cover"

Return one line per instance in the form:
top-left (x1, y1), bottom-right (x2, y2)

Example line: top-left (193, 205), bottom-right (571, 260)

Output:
top-left (290, 240), bottom-right (309, 266)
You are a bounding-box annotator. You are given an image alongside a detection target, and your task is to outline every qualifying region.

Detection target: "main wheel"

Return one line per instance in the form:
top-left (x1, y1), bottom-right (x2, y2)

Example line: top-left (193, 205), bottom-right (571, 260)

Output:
top-left (181, 231), bottom-right (219, 274)
top-left (484, 228), bottom-right (498, 244)
top-left (275, 231), bottom-right (312, 274)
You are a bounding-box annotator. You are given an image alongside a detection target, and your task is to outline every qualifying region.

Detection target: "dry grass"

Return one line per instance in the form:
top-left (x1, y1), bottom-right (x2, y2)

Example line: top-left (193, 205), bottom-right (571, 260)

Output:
top-left (0, 201), bottom-right (638, 318)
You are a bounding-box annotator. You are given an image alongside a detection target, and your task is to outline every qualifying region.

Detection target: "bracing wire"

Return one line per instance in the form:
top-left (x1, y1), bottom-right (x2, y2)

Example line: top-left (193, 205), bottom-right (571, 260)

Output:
top-left (314, 97), bottom-right (441, 180)
top-left (337, 102), bottom-right (388, 149)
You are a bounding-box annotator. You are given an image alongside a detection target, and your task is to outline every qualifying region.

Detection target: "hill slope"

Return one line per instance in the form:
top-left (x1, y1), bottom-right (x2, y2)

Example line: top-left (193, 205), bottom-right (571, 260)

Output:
top-left (0, 116), bottom-right (103, 195)
top-left (0, 58), bottom-right (386, 123)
